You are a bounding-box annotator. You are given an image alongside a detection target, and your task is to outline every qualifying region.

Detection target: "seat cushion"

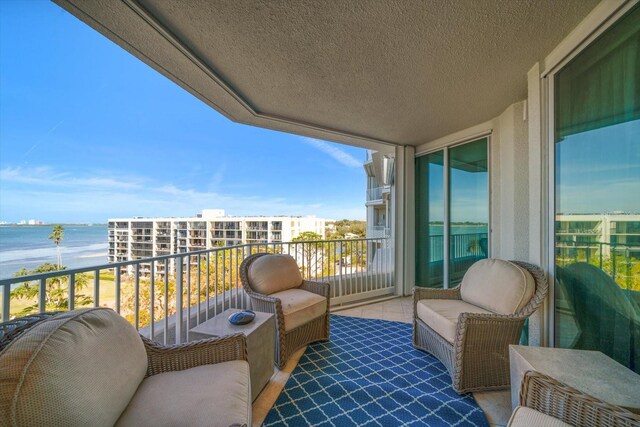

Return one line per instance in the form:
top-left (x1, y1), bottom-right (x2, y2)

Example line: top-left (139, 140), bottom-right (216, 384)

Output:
top-left (0, 308), bottom-right (147, 427)
top-left (416, 299), bottom-right (492, 343)
top-left (460, 259), bottom-right (535, 315)
top-left (271, 288), bottom-right (327, 331)
top-left (116, 361), bottom-right (251, 427)
top-left (507, 406), bottom-right (571, 427)
top-left (248, 254), bottom-right (303, 295)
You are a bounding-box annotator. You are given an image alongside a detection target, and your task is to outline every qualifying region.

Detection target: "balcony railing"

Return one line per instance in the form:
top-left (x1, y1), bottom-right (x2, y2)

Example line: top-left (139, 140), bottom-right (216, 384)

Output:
top-left (367, 226), bottom-right (390, 238)
top-left (366, 186), bottom-right (384, 201)
top-left (556, 241), bottom-right (640, 288)
top-left (420, 233), bottom-right (488, 287)
top-left (0, 237), bottom-right (394, 345)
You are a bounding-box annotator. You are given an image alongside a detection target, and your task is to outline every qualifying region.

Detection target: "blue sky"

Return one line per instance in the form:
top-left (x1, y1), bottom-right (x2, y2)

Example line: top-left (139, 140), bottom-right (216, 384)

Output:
top-left (557, 120), bottom-right (640, 215)
top-left (0, 0), bottom-right (367, 223)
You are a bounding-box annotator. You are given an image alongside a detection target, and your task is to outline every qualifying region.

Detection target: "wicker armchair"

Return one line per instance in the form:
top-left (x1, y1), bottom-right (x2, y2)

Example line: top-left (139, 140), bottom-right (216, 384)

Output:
top-left (508, 370), bottom-right (640, 427)
top-left (413, 259), bottom-right (548, 394)
top-left (0, 308), bottom-right (251, 426)
top-left (240, 252), bottom-right (330, 368)
top-left (0, 310), bottom-right (248, 377)
top-left (140, 332), bottom-right (246, 377)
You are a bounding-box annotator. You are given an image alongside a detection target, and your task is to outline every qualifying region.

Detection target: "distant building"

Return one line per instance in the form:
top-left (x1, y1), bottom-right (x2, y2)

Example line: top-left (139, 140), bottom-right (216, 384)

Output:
top-left (108, 210), bottom-right (328, 276)
top-left (364, 149), bottom-right (394, 239)
top-left (556, 213), bottom-right (640, 259)
top-left (364, 149), bottom-right (395, 274)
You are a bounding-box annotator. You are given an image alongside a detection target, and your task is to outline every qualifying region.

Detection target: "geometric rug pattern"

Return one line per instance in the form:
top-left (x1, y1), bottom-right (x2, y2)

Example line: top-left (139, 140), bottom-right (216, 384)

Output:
top-left (263, 315), bottom-right (488, 426)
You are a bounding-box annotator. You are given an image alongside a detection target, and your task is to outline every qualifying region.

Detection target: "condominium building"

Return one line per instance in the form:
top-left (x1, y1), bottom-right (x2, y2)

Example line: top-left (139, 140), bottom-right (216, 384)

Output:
top-left (364, 149), bottom-right (394, 239)
top-left (108, 209), bottom-right (327, 275)
top-left (556, 213), bottom-right (640, 259)
top-left (364, 149), bottom-right (395, 276)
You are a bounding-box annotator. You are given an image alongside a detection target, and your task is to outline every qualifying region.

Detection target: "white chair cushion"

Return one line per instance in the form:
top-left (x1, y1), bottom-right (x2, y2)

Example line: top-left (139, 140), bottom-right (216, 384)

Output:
top-left (0, 308), bottom-right (147, 427)
top-left (116, 361), bottom-right (251, 427)
top-left (271, 288), bottom-right (327, 331)
top-left (460, 259), bottom-right (535, 315)
top-left (416, 299), bottom-right (492, 343)
top-left (507, 406), bottom-right (571, 427)
top-left (248, 254), bottom-right (302, 295)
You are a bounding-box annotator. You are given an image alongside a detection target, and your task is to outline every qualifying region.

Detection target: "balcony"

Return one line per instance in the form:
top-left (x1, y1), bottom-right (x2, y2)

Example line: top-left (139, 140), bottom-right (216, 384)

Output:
top-left (366, 225), bottom-right (390, 238)
top-left (3, 1), bottom-right (640, 425)
top-left (365, 186), bottom-right (390, 205)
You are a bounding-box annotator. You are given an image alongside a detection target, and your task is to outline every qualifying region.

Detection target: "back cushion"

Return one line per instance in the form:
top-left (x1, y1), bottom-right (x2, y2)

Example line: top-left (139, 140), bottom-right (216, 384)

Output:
top-left (460, 259), bottom-right (535, 315)
top-left (248, 254), bottom-right (303, 295)
top-left (0, 308), bottom-right (147, 426)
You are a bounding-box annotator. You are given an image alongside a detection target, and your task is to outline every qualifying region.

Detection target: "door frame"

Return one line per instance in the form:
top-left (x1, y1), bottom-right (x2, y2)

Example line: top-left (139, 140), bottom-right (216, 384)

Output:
top-left (414, 135), bottom-right (492, 289)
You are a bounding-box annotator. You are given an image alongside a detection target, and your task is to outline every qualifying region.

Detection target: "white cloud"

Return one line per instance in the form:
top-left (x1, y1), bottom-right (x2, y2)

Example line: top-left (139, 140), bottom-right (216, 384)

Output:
top-left (0, 166), bottom-right (365, 222)
top-left (0, 166), bottom-right (144, 190)
top-left (301, 137), bottom-right (362, 168)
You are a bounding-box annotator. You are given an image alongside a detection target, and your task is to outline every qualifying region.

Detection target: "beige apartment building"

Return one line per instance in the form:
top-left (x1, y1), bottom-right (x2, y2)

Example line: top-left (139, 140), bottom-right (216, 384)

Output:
top-left (108, 209), bottom-right (327, 275)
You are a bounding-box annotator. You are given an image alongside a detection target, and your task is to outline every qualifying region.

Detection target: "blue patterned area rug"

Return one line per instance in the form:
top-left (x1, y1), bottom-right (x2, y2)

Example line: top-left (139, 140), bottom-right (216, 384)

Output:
top-left (263, 315), bottom-right (488, 427)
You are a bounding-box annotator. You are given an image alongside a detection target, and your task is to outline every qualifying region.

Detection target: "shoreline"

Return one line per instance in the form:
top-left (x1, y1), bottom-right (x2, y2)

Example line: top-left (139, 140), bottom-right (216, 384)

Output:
top-left (78, 252), bottom-right (108, 259)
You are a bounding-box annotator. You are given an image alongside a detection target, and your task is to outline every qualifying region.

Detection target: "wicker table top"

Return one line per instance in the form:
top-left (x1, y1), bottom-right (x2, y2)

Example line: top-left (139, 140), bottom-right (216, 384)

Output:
top-left (190, 308), bottom-right (274, 337)
top-left (509, 345), bottom-right (640, 413)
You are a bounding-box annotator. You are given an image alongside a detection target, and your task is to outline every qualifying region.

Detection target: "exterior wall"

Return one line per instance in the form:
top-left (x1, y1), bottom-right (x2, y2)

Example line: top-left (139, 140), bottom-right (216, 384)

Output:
top-left (491, 100), bottom-right (531, 262)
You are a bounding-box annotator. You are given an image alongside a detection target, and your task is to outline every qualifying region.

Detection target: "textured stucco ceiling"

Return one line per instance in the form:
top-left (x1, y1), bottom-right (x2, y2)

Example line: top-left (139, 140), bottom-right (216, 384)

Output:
top-left (54, 0), bottom-right (600, 148)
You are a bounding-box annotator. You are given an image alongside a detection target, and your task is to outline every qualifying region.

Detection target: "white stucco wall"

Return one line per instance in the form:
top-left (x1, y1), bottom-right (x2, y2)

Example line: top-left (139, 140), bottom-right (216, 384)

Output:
top-left (489, 97), bottom-right (545, 346)
top-left (490, 100), bottom-right (530, 262)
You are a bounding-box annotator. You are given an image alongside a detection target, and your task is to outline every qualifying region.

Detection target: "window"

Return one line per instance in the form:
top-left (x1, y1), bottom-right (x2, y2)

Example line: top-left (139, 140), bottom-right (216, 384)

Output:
top-left (415, 138), bottom-right (489, 288)
top-left (553, 5), bottom-right (640, 372)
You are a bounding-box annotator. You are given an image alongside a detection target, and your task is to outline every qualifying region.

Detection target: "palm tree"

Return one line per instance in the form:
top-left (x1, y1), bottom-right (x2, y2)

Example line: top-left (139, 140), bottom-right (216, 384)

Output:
top-left (49, 225), bottom-right (64, 268)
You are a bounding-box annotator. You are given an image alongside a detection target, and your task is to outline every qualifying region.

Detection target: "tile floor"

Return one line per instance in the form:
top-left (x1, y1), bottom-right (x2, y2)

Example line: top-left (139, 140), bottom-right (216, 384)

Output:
top-left (252, 296), bottom-right (512, 427)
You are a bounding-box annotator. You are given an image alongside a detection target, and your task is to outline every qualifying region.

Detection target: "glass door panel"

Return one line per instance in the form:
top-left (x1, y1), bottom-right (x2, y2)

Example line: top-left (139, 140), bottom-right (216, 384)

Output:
top-left (415, 138), bottom-right (489, 288)
top-left (449, 138), bottom-right (489, 286)
top-left (416, 151), bottom-right (445, 287)
top-left (554, 5), bottom-right (640, 373)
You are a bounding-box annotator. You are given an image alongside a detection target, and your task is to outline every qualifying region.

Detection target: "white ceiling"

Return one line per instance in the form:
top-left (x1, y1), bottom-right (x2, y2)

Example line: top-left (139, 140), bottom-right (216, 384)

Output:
top-left (54, 0), bottom-right (600, 148)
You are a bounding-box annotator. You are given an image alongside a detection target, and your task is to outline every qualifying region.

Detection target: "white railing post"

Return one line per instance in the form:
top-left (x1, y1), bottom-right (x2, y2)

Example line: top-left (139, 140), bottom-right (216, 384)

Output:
top-left (175, 256), bottom-right (184, 344)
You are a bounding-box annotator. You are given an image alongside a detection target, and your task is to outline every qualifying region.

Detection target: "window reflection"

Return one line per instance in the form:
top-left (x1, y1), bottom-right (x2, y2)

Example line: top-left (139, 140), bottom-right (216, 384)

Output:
top-left (554, 5), bottom-right (640, 373)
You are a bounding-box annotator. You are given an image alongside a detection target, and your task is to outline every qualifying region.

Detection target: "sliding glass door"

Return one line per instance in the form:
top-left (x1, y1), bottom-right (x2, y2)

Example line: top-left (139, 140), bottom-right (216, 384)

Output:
top-left (449, 139), bottom-right (489, 286)
top-left (553, 5), bottom-right (639, 373)
top-left (416, 138), bottom-right (489, 288)
top-left (415, 151), bottom-right (445, 287)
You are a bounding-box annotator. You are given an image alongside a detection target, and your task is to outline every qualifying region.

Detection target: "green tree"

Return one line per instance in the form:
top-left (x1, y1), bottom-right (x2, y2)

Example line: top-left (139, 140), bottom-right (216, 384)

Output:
top-left (10, 263), bottom-right (92, 317)
top-left (120, 275), bottom-right (177, 327)
top-left (327, 219), bottom-right (366, 239)
top-left (293, 231), bottom-right (323, 242)
top-left (48, 225), bottom-right (64, 268)
top-left (293, 232), bottom-right (326, 278)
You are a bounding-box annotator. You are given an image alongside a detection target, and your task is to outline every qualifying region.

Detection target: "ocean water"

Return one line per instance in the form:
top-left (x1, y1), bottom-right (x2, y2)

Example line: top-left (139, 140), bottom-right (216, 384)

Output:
top-left (0, 225), bottom-right (108, 279)
top-left (429, 225), bottom-right (487, 235)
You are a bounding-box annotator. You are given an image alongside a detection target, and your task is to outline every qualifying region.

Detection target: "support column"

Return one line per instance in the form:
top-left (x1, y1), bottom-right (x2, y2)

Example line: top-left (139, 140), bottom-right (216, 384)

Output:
top-left (394, 145), bottom-right (415, 296)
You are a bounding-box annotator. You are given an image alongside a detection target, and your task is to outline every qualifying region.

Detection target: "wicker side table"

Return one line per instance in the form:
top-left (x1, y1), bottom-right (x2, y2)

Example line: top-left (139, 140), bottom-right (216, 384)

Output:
top-left (190, 309), bottom-right (275, 401)
top-left (509, 345), bottom-right (640, 415)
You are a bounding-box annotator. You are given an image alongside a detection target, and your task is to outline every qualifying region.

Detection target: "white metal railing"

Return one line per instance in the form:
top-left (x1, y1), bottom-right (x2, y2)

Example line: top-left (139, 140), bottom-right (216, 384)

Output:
top-left (366, 186), bottom-right (384, 201)
top-left (367, 226), bottom-right (390, 238)
top-left (0, 237), bottom-right (394, 344)
top-left (366, 186), bottom-right (390, 202)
